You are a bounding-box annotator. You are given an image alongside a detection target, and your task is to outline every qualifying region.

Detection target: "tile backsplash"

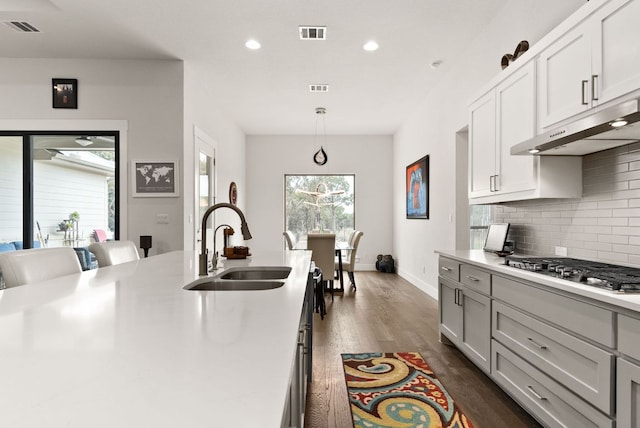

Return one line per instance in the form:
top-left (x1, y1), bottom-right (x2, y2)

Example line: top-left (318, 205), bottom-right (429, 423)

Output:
top-left (494, 142), bottom-right (640, 265)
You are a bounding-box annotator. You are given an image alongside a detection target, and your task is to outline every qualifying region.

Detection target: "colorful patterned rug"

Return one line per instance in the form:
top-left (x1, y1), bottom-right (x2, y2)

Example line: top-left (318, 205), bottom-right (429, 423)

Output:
top-left (341, 352), bottom-right (475, 428)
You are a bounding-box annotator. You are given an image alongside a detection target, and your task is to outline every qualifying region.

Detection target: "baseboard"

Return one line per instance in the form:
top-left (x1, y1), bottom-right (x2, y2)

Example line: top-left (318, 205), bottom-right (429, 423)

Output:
top-left (397, 269), bottom-right (438, 300)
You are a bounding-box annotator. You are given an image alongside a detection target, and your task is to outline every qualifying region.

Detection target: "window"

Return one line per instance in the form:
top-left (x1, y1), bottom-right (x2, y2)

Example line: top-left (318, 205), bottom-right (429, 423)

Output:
top-left (285, 175), bottom-right (354, 246)
top-left (0, 132), bottom-right (119, 248)
top-left (470, 205), bottom-right (493, 249)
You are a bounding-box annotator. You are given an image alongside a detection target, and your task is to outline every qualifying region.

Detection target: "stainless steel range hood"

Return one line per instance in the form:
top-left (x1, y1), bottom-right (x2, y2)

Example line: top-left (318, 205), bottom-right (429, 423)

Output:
top-left (511, 99), bottom-right (640, 156)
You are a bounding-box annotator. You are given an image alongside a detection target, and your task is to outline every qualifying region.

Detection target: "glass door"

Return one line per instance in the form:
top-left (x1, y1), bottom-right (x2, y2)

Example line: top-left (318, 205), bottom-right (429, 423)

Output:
top-left (0, 131), bottom-right (119, 251)
top-left (0, 136), bottom-right (24, 248)
top-left (195, 128), bottom-right (217, 251)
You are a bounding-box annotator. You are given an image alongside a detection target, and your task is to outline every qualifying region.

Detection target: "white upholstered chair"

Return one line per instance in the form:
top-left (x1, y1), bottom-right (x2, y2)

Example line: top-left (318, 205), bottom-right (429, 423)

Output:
top-left (307, 233), bottom-right (336, 294)
top-left (0, 247), bottom-right (82, 288)
top-left (335, 230), bottom-right (364, 290)
top-left (89, 240), bottom-right (140, 267)
top-left (283, 231), bottom-right (297, 250)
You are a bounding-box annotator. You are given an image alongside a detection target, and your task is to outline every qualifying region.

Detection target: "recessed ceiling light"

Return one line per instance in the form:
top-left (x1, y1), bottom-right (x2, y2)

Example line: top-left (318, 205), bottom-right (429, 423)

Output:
top-left (430, 60), bottom-right (443, 69)
top-left (363, 41), bottom-right (379, 51)
top-left (245, 39), bottom-right (261, 50)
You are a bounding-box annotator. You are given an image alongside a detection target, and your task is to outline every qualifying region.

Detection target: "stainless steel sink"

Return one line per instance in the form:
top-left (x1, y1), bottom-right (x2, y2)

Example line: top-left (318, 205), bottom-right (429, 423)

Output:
top-left (184, 278), bottom-right (285, 291)
top-left (219, 266), bottom-right (292, 280)
top-left (183, 266), bottom-right (291, 291)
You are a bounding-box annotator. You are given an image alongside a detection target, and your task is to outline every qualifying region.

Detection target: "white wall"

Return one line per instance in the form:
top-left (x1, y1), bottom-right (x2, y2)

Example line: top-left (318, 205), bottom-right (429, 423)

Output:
top-left (0, 58), bottom-right (184, 254)
top-left (246, 135), bottom-right (393, 270)
top-left (392, 0), bottom-right (585, 298)
top-left (182, 62), bottom-right (247, 253)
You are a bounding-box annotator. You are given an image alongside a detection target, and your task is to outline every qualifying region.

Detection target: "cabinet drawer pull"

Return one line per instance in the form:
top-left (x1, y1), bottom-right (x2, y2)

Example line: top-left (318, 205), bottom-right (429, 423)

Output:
top-left (581, 80), bottom-right (589, 105)
top-left (526, 385), bottom-right (548, 401)
top-left (441, 266), bottom-right (452, 272)
top-left (591, 74), bottom-right (599, 101)
top-left (527, 337), bottom-right (548, 350)
top-left (465, 275), bottom-right (480, 282)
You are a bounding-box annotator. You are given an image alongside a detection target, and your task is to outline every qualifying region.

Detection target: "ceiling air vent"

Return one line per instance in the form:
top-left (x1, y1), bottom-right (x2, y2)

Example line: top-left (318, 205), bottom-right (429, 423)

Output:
top-left (309, 84), bottom-right (329, 93)
top-left (4, 21), bottom-right (40, 32)
top-left (299, 26), bottom-right (326, 40)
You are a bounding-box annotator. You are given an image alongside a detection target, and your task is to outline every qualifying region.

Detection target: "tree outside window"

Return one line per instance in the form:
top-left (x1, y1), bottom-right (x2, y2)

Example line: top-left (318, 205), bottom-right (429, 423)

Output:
top-left (285, 175), bottom-right (354, 247)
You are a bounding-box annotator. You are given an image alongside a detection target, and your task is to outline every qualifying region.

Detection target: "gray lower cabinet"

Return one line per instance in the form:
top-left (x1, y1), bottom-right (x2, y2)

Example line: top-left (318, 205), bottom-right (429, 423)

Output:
top-left (438, 255), bottom-right (620, 427)
top-left (439, 259), bottom-right (491, 373)
top-left (617, 358), bottom-right (640, 428)
top-left (282, 272), bottom-right (313, 428)
top-left (493, 300), bottom-right (613, 414)
top-left (493, 340), bottom-right (613, 428)
top-left (617, 314), bottom-right (640, 428)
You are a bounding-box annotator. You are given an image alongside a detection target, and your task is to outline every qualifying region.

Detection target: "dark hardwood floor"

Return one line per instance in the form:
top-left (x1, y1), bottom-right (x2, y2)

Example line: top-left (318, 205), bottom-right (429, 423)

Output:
top-left (304, 271), bottom-right (542, 428)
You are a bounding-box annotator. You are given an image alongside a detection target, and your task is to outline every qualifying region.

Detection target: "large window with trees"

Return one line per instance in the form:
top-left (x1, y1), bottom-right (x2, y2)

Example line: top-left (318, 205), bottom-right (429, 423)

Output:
top-left (285, 174), bottom-right (354, 247)
top-left (470, 204), bottom-right (493, 249)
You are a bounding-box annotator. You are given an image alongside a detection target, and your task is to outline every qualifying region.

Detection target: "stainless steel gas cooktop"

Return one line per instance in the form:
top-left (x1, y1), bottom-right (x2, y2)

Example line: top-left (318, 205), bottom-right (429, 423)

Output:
top-left (504, 256), bottom-right (640, 293)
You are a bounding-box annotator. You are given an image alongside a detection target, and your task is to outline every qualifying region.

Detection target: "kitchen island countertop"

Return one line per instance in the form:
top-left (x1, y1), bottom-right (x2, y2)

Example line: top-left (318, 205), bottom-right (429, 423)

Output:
top-left (0, 249), bottom-right (312, 428)
top-left (437, 249), bottom-right (640, 314)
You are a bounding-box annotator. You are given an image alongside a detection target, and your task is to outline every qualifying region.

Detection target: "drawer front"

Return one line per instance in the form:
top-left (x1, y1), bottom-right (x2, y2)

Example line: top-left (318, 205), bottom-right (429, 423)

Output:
top-left (493, 301), bottom-right (614, 414)
top-left (492, 340), bottom-right (613, 428)
top-left (619, 314), bottom-right (640, 363)
top-left (617, 357), bottom-right (640, 428)
top-left (438, 257), bottom-right (459, 282)
top-left (492, 275), bottom-right (615, 347)
top-left (460, 264), bottom-right (490, 295)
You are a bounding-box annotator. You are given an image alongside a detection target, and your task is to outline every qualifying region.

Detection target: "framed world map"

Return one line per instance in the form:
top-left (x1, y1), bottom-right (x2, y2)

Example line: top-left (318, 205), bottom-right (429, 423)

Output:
top-left (132, 160), bottom-right (179, 197)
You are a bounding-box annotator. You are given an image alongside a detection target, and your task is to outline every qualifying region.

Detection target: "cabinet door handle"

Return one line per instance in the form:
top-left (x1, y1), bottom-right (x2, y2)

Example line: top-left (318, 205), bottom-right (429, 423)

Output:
top-left (493, 174), bottom-right (500, 192)
top-left (489, 175), bottom-right (494, 192)
top-left (465, 275), bottom-right (480, 282)
top-left (526, 385), bottom-right (548, 401)
top-left (591, 75), bottom-right (599, 101)
top-left (581, 80), bottom-right (589, 105)
top-left (527, 337), bottom-right (548, 350)
top-left (454, 288), bottom-right (458, 305)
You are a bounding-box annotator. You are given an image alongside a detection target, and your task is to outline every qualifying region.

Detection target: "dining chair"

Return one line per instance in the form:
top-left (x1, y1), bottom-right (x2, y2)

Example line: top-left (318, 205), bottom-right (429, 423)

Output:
top-left (0, 247), bottom-right (82, 288)
top-left (283, 231), bottom-right (297, 250)
top-left (89, 240), bottom-right (140, 267)
top-left (307, 233), bottom-right (336, 299)
top-left (335, 230), bottom-right (364, 290)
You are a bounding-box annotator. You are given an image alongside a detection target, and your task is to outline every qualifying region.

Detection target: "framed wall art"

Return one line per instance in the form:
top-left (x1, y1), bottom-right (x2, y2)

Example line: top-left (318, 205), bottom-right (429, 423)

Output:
top-left (132, 160), bottom-right (179, 197)
top-left (52, 78), bottom-right (78, 109)
top-left (406, 155), bottom-right (429, 219)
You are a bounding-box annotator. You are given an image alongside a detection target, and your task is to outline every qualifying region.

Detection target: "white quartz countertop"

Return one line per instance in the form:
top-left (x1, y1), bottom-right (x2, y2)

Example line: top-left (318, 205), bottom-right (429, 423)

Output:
top-left (437, 249), bottom-right (640, 313)
top-left (0, 249), bottom-right (312, 428)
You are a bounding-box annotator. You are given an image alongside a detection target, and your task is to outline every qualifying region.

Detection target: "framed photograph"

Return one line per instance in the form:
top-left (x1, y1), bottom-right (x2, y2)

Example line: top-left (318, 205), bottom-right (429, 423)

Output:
top-left (406, 155), bottom-right (429, 219)
top-left (52, 78), bottom-right (78, 109)
top-left (132, 160), bottom-right (179, 197)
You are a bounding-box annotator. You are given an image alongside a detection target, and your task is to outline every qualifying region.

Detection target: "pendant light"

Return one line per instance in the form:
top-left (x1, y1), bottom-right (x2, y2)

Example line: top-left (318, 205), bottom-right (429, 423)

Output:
top-left (313, 107), bottom-right (328, 165)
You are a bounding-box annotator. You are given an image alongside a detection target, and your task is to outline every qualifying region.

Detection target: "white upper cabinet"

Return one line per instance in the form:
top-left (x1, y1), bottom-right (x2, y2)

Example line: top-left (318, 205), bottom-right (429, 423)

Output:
top-left (469, 61), bottom-right (581, 204)
top-left (594, 0), bottom-right (640, 104)
top-left (495, 62), bottom-right (537, 196)
top-left (470, 62), bottom-right (536, 200)
top-left (538, 0), bottom-right (640, 129)
top-left (538, 22), bottom-right (592, 129)
top-left (469, 91), bottom-right (496, 197)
